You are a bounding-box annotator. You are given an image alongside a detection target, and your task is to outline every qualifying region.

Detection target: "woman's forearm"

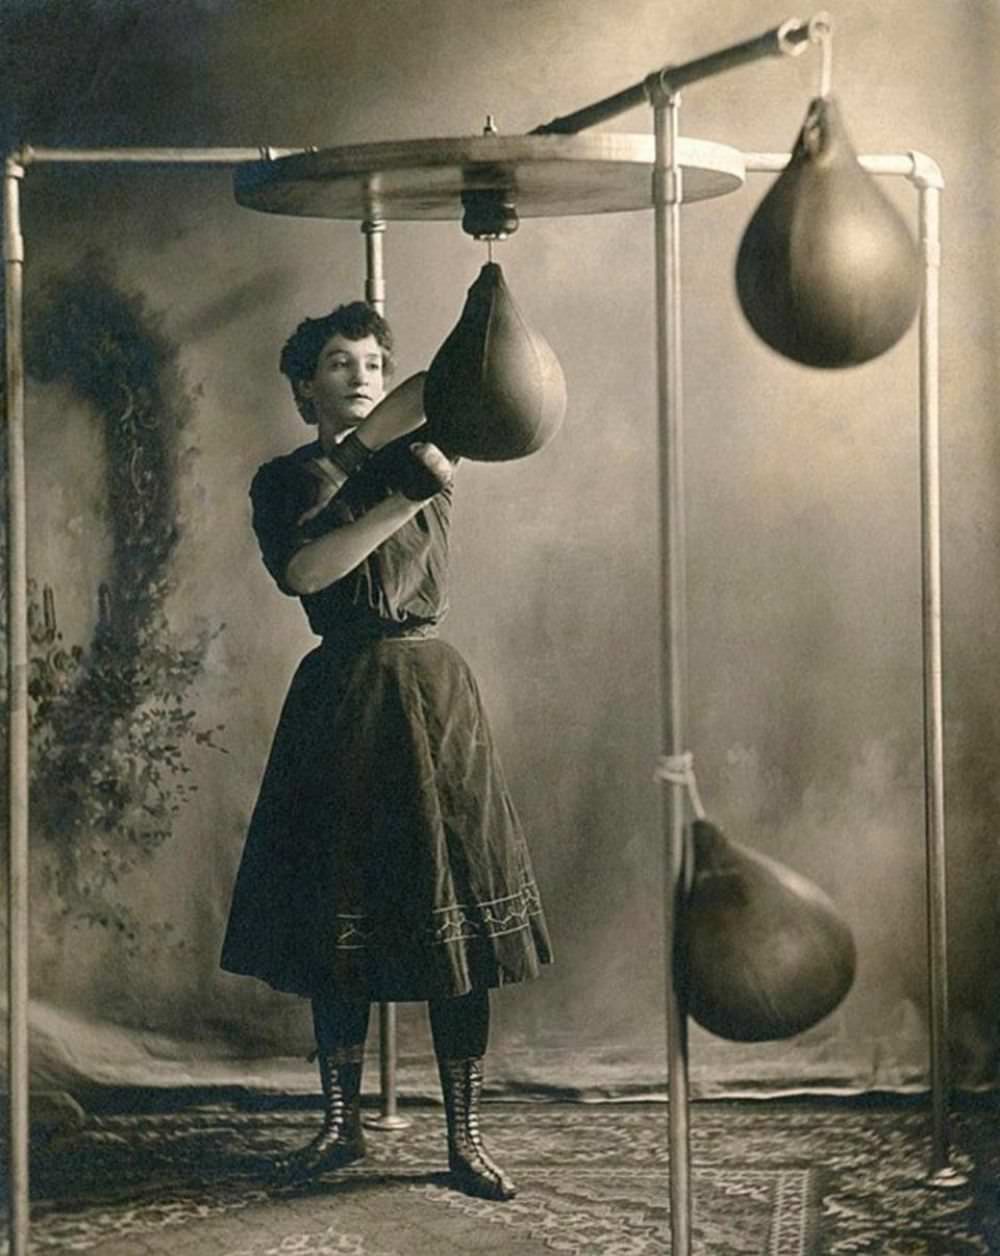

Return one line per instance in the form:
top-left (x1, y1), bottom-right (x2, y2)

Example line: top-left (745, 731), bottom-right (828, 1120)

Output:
top-left (355, 371), bottom-right (427, 452)
top-left (285, 492), bottom-right (423, 595)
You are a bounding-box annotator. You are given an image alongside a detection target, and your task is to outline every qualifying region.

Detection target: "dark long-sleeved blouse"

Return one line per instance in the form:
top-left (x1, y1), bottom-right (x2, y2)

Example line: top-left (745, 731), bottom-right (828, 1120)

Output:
top-left (250, 432), bottom-right (452, 640)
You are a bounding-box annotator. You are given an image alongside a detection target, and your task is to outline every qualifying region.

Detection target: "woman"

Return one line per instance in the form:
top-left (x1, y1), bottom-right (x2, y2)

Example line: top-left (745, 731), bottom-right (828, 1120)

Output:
top-left (221, 301), bottom-right (552, 1201)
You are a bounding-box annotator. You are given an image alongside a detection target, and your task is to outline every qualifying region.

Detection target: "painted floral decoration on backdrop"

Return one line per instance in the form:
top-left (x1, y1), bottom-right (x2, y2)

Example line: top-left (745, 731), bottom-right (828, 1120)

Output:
top-left (0, 252), bottom-right (226, 954)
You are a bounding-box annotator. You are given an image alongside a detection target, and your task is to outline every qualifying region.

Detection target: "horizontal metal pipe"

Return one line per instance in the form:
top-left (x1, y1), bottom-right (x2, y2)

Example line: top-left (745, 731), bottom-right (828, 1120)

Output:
top-left (742, 150), bottom-right (942, 186)
top-left (531, 15), bottom-right (815, 135)
top-left (15, 145), bottom-right (944, 190)
top-left (18, 145), bottom-right (302, 166)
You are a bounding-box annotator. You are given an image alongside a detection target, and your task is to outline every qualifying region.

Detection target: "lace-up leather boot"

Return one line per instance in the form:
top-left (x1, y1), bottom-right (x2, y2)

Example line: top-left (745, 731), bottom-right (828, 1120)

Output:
top-left (438, 1055), bottom-right (516, 1200)
top-left (273, 1046), bottom-right (366, 1182)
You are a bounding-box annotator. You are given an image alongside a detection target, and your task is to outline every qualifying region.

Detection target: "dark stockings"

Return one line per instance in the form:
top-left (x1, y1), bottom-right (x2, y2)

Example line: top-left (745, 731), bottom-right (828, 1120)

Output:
top-left (311, 988), bottom-right (371, 1054)
top-left (429, 987), bottom-right (490, 1061)
top-left (309, 984), bottom-right (490, 1059)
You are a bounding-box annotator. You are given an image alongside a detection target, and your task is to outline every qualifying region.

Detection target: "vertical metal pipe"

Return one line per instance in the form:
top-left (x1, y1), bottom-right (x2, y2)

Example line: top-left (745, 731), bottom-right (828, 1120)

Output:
top-left (652, 95), bottom-right (693, 1255)
top-left (373, 1001), bottom-right (409, 1128)
top-left (360, 216), bottom-right (409, 1133)
top-left (362, 218), bottom-right (386, 315)
top-left (916, 179), bottom-right (962, 1187)
top-left (4, 155), bottom-right (31, 1256)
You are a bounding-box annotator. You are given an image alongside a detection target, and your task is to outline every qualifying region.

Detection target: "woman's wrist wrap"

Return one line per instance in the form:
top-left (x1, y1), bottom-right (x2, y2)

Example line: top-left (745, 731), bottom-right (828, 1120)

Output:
top-left (327, 430), bottom-right (373, 478)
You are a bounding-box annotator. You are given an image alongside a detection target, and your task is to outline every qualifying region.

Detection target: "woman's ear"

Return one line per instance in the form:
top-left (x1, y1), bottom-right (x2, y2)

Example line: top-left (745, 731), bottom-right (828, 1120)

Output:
top-left (293, 381), bottom-right (316, 424)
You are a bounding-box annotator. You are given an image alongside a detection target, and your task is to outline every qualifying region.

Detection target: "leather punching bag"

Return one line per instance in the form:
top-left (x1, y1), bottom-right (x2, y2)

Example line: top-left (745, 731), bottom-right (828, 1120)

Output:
top-left (736, 96), bottom-right (923, 368)
top-left (424, 262), bottom-right (567, 462)
top-left (681, 819), bottom-right (857, 1042)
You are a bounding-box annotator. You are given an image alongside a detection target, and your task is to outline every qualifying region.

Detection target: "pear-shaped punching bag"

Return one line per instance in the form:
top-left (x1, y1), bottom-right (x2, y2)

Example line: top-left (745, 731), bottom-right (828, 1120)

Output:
top-left (736, 96), bottom-right (924, 368)
top-left (423, 262), bottom-right (567, 462)
top-left (681, 819), bottom-right (857, 1042)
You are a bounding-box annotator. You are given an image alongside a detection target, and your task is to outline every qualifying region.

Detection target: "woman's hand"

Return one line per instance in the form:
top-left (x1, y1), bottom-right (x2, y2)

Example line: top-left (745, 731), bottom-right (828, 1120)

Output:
top-left (357, 371), bottom-right (427, 451)
top-left (398, 441), bottom-right (454, 501)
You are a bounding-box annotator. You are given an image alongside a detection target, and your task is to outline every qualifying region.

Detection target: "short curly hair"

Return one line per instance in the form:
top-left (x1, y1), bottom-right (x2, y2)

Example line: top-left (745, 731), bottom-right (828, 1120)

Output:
top-left (279, 302), bottom-right (396, 424)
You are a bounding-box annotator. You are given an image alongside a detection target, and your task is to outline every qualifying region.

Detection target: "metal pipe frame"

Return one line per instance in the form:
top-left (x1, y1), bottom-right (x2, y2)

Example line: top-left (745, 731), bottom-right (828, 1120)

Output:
top-left (651, 133), bottom-right (955, 1250)
top-left (2, 154), bottom-right (414, 1224)
top-left (2, 145), bottom-right (308, 1256)
top-left (740, 152), bottom-right (957, 1193)
top-left (650, 139), bottom-right (955, 1255)
top-left (2, 128), bottom-right (954, 1256)
top-left (629, 24), bottom-right (953, 1247)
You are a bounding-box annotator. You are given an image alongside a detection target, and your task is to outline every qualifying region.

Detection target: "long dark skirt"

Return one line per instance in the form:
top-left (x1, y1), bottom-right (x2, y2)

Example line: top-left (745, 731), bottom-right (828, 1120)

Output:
top-left (221, 634), bottom-right (552, 1000)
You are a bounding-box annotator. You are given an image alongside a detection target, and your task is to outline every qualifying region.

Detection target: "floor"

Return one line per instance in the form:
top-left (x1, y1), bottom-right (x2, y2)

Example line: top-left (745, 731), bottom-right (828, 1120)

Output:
top-left (3, 1093), bottom-right (998, 1254)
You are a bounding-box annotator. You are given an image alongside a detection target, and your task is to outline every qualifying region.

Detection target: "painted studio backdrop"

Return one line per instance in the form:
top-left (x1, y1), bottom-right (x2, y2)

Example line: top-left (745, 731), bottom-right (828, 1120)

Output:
top-left (2, 0), bottom-right (999, 1099)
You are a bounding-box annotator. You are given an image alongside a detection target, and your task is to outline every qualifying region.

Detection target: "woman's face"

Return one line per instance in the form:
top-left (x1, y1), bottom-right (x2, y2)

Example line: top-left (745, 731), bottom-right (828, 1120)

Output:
top-left (301, 333), bottom-right (386, 437)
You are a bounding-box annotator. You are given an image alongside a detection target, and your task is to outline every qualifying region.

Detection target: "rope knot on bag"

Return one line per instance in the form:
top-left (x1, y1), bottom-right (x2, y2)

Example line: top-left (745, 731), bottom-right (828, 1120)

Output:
top-left (654, 751), bottom-right (706, 821)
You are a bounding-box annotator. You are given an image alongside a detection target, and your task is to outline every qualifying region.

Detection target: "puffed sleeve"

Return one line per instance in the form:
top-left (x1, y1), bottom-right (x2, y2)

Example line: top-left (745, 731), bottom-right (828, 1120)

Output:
top-left (250, 455), bottom-right (339, 596)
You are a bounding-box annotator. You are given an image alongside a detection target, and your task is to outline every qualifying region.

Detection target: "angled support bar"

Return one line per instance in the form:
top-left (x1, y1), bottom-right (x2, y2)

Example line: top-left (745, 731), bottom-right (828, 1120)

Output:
top-left (531, 14), bottom-right (825, 135)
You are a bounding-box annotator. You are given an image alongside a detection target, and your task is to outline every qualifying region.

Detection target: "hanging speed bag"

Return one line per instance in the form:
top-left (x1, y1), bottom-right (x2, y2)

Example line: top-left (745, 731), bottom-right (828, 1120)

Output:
top-left (423, 262), bottom-right (567, 462)
top-left (681, 819), bottom-right (857, 1042)
top-left (736, 96), bottom-right (923, 368)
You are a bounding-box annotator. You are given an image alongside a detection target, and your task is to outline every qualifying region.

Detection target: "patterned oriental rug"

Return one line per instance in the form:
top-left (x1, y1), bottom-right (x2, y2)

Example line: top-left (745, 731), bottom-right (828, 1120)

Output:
top-left (2, 1097), bottom-right (998, 1255)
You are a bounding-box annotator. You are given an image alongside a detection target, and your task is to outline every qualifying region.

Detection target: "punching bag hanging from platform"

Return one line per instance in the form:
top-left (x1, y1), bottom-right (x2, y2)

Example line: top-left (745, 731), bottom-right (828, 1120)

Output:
top-left (681, 819), bottom-right (857, 1042)
top-left (424, 261), bottom-right (567, 462)
top-left (735, 93), bottom-right (924, 368)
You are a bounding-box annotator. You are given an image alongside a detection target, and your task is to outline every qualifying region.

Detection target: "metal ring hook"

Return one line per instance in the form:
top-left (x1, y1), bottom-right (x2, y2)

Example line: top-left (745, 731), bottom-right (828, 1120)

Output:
top-left (776, 17), bottom-right (811, 58)
top-left (808, 11), bottom-right (834, 97)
